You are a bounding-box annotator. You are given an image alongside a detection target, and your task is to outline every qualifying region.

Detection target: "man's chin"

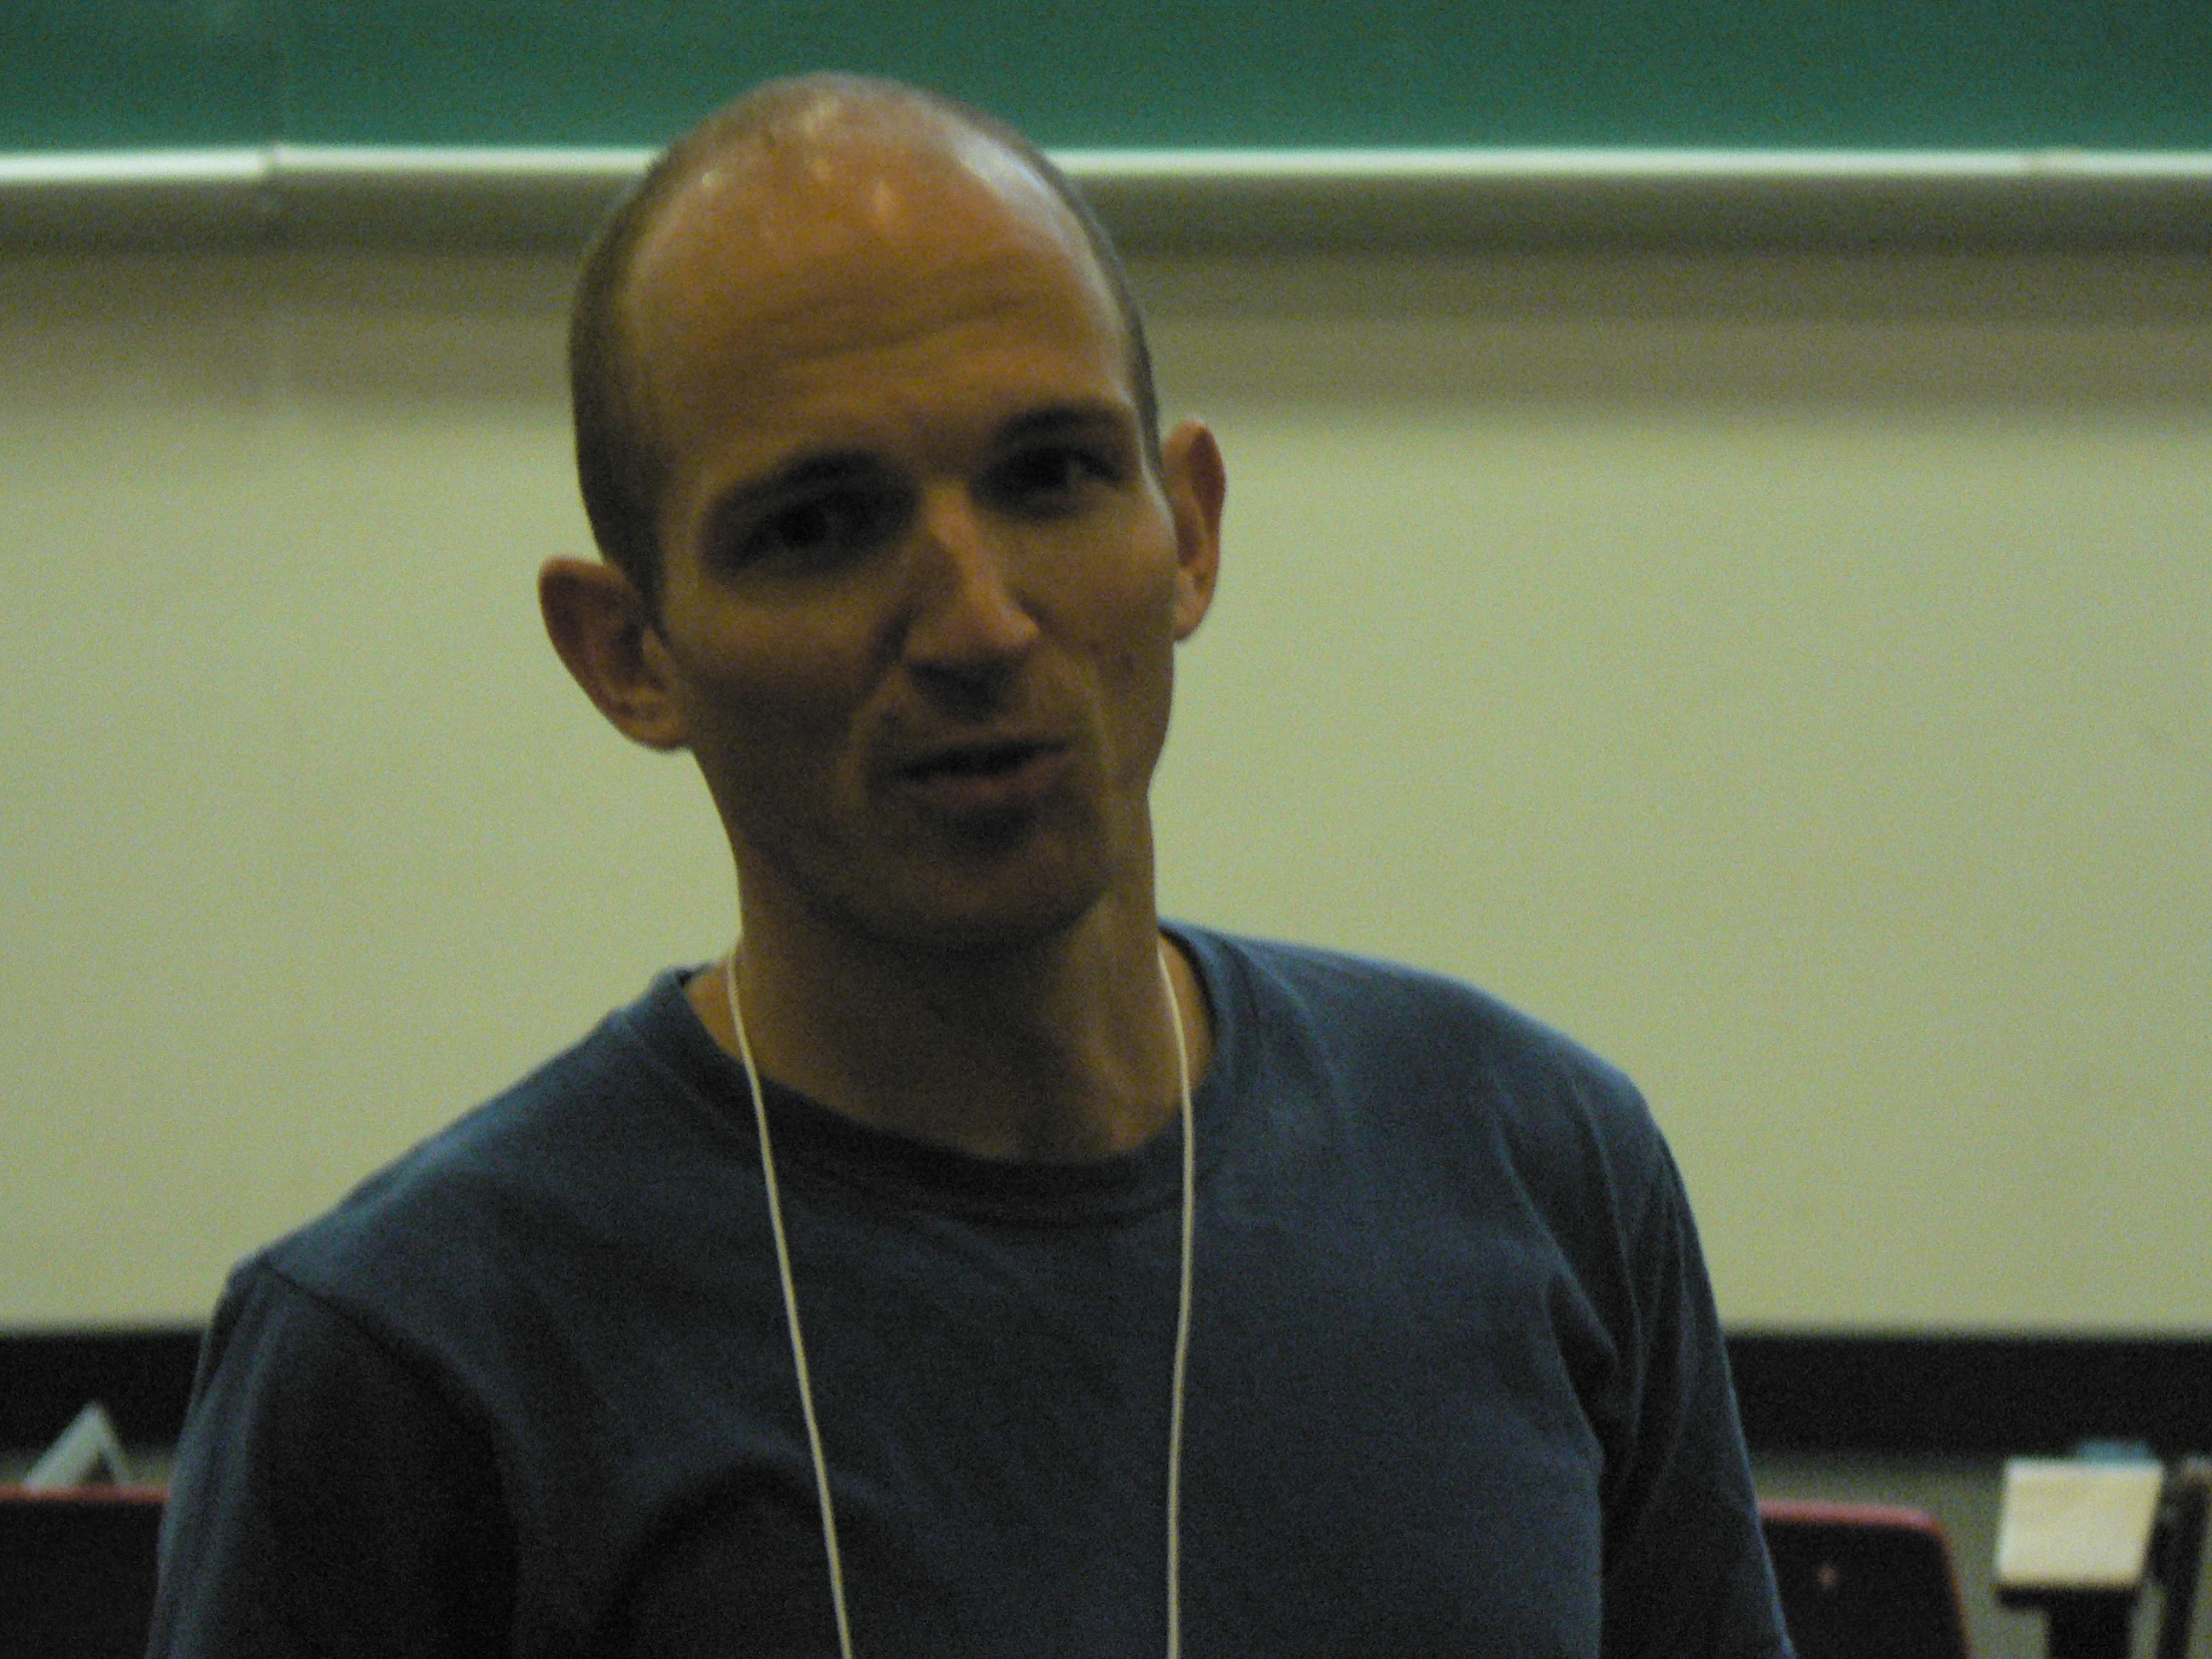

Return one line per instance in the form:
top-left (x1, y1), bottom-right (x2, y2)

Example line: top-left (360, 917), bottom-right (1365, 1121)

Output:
top-left (872, 890), bottom-right (1106, 959)
top-left (834, 855), bottom-right (1118, 961)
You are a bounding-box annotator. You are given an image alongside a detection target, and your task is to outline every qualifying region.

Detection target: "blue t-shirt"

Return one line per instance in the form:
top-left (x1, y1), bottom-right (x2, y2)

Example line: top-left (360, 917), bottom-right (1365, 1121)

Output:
top-left (154, 927), bottom-right (1791, 1658)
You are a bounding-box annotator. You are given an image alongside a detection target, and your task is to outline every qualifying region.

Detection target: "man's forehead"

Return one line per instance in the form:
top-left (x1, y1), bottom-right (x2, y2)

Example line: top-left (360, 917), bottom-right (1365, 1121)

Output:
top-left (621, 113), bottom-right (1105, 364)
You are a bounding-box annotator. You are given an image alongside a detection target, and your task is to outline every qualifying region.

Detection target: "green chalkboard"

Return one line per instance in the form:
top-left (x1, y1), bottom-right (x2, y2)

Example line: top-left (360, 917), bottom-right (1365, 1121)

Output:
top-left (3, 2), bottom-right (277, 150)
top-left (5, 0), bottom-right (2210, 153)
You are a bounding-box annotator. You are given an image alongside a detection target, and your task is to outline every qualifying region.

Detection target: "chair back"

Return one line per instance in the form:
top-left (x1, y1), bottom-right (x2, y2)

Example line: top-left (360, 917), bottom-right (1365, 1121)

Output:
top-left (1761, 1497), bottom-right (1973, 1659)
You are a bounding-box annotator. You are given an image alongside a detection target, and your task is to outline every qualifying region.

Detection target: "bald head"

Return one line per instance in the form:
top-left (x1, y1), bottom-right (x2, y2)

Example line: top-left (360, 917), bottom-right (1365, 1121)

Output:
top-left (569, 75), bottom-right (1159, 607)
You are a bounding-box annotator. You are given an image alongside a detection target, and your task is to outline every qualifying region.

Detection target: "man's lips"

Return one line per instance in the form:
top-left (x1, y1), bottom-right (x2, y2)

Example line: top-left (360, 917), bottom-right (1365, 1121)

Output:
top-left (894, 737), bottom-right (1070, 812)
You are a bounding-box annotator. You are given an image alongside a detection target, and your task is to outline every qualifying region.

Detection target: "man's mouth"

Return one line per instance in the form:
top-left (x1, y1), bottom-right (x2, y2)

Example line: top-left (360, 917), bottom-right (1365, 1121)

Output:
top-left (897, 738), bottom-right (1069, 812)
top-left (904, 741), bottom-right (1048, 782)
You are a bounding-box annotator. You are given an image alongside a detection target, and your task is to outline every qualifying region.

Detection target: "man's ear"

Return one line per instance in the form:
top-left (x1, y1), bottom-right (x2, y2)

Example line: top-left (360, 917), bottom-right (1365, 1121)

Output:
top-left (1159, 418), bottom-right (1225, 641)
top-left (538, 556), bottom-right (690, 752)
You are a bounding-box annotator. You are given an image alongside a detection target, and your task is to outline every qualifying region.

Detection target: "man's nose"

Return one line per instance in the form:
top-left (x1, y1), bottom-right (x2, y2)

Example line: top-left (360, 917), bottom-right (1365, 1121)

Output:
top-left (901, 487), bottom-right (1041, 685)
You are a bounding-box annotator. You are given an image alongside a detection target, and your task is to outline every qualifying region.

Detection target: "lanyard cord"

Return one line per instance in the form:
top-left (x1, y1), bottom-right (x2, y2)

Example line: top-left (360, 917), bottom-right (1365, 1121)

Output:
top-left (728, 949), bottom-right (854, 1659)
top-left (726, 943), bottom-right (1198, 1659)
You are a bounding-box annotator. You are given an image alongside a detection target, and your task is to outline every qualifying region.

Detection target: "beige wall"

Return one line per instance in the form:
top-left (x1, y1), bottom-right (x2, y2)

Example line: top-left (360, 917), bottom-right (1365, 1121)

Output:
top-left (2, 244), bottom-right (2206, 1331)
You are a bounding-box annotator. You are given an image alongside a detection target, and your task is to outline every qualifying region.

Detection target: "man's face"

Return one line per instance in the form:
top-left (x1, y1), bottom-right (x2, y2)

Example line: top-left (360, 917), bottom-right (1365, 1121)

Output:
top-left (619, 132), bottom-right (1220, 953)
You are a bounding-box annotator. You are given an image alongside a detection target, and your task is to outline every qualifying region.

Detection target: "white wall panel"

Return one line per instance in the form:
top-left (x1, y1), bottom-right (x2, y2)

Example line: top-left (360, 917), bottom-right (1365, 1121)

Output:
top-left (2, 247), bottom-right (2204, 1330)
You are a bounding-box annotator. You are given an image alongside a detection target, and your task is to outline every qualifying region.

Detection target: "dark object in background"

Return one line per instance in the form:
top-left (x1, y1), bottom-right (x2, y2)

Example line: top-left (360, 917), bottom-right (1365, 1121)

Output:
top-left (0, 1487), bottom-right (166, 1659)
top-left (1762, 1498), bottom-right (1974, 1659)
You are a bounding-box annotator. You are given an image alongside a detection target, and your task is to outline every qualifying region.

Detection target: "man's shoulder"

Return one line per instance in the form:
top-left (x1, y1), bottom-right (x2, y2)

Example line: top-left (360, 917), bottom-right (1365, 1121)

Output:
top-left (245, 967), bottom-right (712, 1330)
top-left (1181, 924), bottom-right (1638, 1096)
top-left (1178, 923), bottom-right (1666, 1186)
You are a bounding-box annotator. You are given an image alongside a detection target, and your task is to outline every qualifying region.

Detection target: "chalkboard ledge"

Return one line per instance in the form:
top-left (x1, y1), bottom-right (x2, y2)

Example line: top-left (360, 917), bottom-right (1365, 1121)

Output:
top-left (3, 146), bottom-right (2209, 255)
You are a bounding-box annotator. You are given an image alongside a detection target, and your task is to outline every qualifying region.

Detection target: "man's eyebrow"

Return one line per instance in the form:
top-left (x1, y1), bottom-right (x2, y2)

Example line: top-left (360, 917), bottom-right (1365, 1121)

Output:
top-left (993, 401), bottom-right (1137, 446)
top-left (702, 450), bottom-right (885, 527)
top-left (700, 405), bottom-right (1136, 532)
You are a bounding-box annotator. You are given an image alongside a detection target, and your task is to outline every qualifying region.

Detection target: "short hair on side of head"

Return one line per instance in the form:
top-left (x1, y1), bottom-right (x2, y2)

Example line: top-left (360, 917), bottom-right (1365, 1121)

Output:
top-left (567, 72), bottom-right (1161, 611)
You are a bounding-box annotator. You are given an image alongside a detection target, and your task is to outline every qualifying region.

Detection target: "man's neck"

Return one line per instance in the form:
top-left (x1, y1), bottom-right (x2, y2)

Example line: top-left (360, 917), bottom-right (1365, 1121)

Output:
top-left (685, 892), bottom-right (1212, 1162)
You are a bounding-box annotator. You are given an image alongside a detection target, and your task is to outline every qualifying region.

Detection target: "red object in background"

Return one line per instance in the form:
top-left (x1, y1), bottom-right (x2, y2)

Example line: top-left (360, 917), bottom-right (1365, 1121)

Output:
top-left (1761, 1497), bottom-right (1974, 1659)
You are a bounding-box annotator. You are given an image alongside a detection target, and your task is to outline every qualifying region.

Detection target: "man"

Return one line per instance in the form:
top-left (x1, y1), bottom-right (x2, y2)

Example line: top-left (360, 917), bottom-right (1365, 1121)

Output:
top-left (153, 74), bottom-right (1792, 1658)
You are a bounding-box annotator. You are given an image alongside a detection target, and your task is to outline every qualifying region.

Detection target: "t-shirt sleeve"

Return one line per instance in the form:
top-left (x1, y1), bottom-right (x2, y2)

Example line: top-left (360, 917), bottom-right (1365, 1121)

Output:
top-left (1598, 1138), bottom-right (1795, 1659)
top-left (150, 1262), bottom-right (515, 1659)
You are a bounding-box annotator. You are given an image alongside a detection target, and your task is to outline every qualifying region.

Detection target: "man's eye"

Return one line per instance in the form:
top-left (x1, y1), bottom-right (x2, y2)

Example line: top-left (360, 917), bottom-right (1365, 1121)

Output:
top-left (992, 445), bottom-right (1119, 513)
top-left (739, 488), bottom-right (900, 569)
